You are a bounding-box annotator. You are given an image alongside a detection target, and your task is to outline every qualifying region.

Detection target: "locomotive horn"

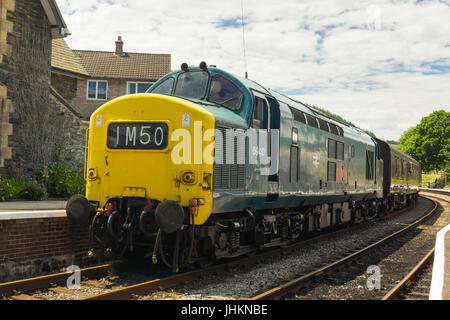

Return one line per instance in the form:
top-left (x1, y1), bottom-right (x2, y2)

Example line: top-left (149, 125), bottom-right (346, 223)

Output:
top-left (66, 194), bottom-right (92, 225)
top-left (199, 61), bottom-right (208, 71)
top-left (155, 200), bottom-right (186, 233)
top-left (181, 63), bottom-right (189, 72)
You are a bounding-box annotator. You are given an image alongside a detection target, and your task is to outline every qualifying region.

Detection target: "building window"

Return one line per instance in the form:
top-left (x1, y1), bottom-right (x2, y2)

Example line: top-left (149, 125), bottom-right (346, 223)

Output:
top-left (87, 80), bottom-right (107, 100)
top-left (127, 82), bottom-right (153, 94)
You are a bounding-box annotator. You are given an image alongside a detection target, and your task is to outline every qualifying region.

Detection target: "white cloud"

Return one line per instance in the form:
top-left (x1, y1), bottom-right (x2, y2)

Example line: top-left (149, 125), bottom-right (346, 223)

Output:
top-left (57, 0), bottom-right (450, 140)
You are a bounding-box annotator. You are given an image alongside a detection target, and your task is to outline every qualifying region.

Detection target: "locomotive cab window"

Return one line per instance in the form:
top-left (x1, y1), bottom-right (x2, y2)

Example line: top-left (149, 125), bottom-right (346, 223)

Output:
top-left (174, 71), bottom-right (209, 100)
top-left (149, 77), bottom-right (174, 95)
top-left (208, 75), bottom-right (243, 110)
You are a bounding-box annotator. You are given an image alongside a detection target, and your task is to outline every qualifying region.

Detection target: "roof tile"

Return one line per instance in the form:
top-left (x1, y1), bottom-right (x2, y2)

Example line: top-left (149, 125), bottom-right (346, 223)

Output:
top-left (52, 39), bottom-right (89, 76)
top-left (73, 50), bottom-right (171, 80)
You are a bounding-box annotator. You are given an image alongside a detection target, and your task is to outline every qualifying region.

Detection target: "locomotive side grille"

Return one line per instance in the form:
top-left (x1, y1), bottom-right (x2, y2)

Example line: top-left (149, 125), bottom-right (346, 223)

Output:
top-left (230, 129), bottom-right (246, 190)
top-left (213, 127), bottom-right (229, 190)
top-left (213, 127), bottom-right (246, 190)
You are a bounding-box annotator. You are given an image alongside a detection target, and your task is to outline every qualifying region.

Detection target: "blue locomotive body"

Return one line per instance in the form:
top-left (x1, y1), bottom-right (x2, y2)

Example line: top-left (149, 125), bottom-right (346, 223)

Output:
top-left (74, 63), bottom-right (420, 269)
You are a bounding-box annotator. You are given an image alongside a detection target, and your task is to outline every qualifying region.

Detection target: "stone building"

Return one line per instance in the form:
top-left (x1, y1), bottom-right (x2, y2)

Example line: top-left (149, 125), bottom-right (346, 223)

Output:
top-left (51, 38), bottom-right (89, 109)
top-left (74, 36), bottom-right (171, 119)
top-left (0, 0), bottom-right (86, 172)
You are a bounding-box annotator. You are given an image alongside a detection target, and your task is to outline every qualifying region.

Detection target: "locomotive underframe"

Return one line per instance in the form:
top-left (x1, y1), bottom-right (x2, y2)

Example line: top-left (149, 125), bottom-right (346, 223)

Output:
top-left (88, 190), bottom-right (418, 271)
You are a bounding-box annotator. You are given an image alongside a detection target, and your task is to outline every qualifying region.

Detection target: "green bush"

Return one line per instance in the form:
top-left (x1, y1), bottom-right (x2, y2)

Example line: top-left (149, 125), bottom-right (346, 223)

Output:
top-left (19, 180), bottom-right (48, 201)
top-left (0, 158), bottom-right (85, 201)
top-left (40, 161), bottom-right (85, 198)
top-left (0, 177), bottom-right (24, 201)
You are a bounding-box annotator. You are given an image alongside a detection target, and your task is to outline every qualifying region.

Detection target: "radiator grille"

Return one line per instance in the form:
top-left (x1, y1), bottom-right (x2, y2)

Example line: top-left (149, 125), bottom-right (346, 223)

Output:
top-left (213, 127), bottom-right (246, 190)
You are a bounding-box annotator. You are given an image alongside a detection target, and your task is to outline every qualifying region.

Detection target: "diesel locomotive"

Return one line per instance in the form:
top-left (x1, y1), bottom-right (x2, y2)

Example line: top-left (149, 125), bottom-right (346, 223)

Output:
top-left (66, 62), bottom-right (421, 271)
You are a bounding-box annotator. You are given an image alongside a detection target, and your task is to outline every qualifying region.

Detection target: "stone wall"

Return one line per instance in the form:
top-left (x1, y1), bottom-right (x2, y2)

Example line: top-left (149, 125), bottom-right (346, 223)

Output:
top-left (50, 89), bottom-right (88, 171)
top-left (0, 0), bottom-right (86, 172)
top-left (0, 0), bottom-right (14, 168)
top-left (51, 72), bottom-right (78, 107)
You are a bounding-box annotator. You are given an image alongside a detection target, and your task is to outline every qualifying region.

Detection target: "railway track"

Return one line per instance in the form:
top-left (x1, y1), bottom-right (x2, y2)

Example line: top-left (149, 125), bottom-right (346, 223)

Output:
top-left (1, 192), bottom-right (445, 300)
top-left (381, 190), bottom-right (449, 300)
top-left (381, 248), bottom-right (434, 300)
top-left (249, 194), bottom-right (444, 300)
top-left (0, 264), bottom-right (113, 299)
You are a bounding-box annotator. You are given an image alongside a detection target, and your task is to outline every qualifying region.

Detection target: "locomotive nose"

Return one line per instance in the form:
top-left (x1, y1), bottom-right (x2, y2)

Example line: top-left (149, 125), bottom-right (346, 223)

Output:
top-left (155, 200), bottom-right (186, 233)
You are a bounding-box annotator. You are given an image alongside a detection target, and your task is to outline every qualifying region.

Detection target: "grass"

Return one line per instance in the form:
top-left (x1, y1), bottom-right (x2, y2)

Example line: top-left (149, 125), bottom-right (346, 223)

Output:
top-left (422, 172), bottom-right (449, 189)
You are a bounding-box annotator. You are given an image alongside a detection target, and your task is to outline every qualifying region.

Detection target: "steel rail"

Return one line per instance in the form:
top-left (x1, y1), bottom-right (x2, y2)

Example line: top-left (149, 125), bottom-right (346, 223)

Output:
top-left (249, 196), bottom-right (439, 300)
top-left (381, 247), bottom-right (435, 300)
top-left (381, 191), bottom-right (449, 300)
top-left (81, 200), bottom-right (419, 300)
top-left (0, 264), bottom-right (113, 297)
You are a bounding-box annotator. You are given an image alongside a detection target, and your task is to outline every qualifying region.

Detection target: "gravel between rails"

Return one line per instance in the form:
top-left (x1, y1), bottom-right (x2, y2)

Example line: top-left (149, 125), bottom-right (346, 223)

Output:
top-left (13, 260), bottom-right (174, 300)
top-left (288, 228), bottom-right (436, 300)
top-left (137, 198), bottom-right (435, 300)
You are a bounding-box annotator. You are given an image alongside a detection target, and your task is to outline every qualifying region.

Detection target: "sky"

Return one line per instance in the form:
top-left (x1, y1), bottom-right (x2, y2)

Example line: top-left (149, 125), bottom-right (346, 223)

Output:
top-left (57, 0), bottom-right (450, 141)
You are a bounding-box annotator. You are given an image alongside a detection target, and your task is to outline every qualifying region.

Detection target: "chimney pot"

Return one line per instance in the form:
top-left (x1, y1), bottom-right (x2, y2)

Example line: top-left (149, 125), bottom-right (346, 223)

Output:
top-left (115, 36), bottom-right (124, 56)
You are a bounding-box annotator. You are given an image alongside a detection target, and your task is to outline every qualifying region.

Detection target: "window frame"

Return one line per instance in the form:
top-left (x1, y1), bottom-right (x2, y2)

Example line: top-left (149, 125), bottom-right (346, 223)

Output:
top-left (127, 81), bottom-right (153, 95)
top-left (251, 91), bottom-right (270, 130)
top-left (148, 77), bottom-right (175, 95)
top-left (87, 80), bottom-right (108, 101)
top-left (174, 70), bottom-right (209, 100)
top-left (207, 74), bottom-right (244, 111)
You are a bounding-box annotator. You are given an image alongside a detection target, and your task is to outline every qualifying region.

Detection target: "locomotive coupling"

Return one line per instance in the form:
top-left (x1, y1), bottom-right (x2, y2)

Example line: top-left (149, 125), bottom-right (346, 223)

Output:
top-left (66, 194), bottom-right (93, 225)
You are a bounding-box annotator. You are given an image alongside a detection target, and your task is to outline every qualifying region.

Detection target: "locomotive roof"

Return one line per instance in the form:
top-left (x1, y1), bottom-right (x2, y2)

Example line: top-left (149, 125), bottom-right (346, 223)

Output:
top-left (227, 70), bottom-right (374, 145)
top-left (151, 65), bottom-right (375, 145)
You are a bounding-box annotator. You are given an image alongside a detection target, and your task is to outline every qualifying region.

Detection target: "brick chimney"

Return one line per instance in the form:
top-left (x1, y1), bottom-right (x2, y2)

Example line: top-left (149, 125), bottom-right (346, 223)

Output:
top-left (115, 36), bottom-right (124, 56)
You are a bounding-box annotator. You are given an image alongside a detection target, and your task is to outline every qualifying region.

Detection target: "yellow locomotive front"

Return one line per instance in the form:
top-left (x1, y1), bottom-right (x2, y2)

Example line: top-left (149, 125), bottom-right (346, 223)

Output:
top-left (66, 93), bottom-right (215, 266)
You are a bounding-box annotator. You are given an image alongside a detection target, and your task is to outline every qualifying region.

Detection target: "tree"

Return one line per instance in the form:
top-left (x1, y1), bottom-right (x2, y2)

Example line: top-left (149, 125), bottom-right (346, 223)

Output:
top-left (398, 110), bottom-right (450, 172)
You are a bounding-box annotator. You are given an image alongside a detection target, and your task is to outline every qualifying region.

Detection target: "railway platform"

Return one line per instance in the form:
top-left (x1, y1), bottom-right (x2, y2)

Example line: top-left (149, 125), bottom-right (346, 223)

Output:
top-left (421, 189), bottom-right (450, 300)
top-left (0, 200), bottom-right (66, 212)
top-left (0, 200), bottom-right (66, 220)
top-left (0, 200), bottom-right (95, 283)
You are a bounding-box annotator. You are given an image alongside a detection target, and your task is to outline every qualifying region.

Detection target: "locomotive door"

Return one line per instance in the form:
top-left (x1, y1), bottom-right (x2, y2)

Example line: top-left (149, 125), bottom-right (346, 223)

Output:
top-left (251, 92), bottom-right (279, 198)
